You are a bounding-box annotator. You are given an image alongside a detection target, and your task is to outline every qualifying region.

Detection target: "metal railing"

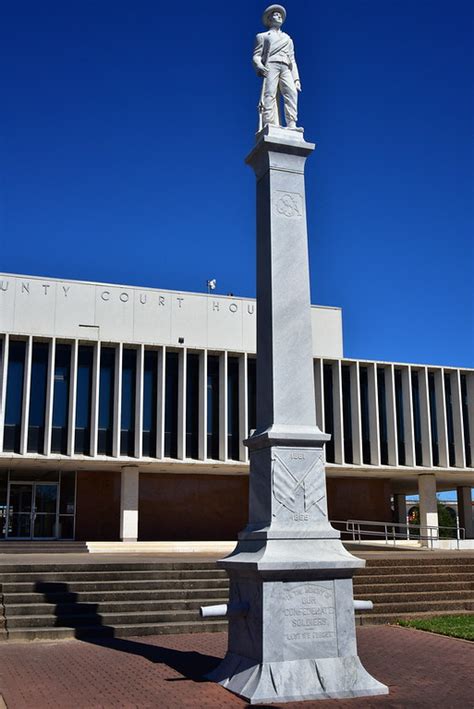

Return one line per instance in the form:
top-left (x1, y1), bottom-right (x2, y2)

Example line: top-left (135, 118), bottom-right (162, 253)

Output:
top-left (330, 519), bottom-right (465, 550)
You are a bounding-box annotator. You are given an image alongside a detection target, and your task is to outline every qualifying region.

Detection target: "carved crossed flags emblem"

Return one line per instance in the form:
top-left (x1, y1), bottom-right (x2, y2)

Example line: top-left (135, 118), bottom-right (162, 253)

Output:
top-left (272, 450), bottom-right (327, 517)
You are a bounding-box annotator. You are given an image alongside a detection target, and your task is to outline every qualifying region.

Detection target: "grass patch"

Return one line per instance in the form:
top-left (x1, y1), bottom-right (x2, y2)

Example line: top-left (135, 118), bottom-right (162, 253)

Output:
top-left (398, 615), bottom-right (474, 641)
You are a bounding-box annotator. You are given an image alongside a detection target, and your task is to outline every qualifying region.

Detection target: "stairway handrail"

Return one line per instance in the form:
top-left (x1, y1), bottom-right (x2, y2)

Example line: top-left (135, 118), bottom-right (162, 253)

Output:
top-left (330, 519), bottom-right (465, 550)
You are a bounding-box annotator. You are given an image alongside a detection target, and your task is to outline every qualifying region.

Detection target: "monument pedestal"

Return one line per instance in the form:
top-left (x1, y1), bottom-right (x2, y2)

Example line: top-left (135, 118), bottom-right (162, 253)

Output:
top-left (208, 126), bottom-right (388, 703)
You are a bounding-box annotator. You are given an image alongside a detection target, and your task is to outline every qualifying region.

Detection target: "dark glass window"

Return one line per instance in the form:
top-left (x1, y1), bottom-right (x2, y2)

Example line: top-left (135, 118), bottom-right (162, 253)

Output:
top-left (359, 366), bottom-right (371, 464)
top-left (164, 352), bottom-right (179, 458)
top-left (377, 369), bottom-right (388, 465)
top-left (74, 345), bottom-right (92, 455)
top-left (428, 372), bottom-right (439, 466)
top-left (227, 357), bottom-right (240, 461)
top-left (341, 365), bottom-right (352, 463)
top-left (207, 355), bottom-right (220, 459)
top-left (460, 374), bottom-right (471, 467)
top-left (98, 347), bottom-right (115, 455)
top-left (4, 340), bottom-right (26, 452)
top-left (186, 353), bottom-right (199, 459)
top-left (411, 371), bottom-right (422, 465)
top-left (394, 370), bottom-right (405, 465)
top-left (444, 373), bottom-right (455, 466)
top-left (51, 344), bottom-right (71, 454)
top-left (143, 350), bottom-right (157, 457)
top-left (28, 342), bottom-right (49, 452)
top-left (247, 358), bottom-right (257, 436)
top-left (323, 364), bottom-right (334, 463)
top-left (121, 349), bottom-right (136, 456)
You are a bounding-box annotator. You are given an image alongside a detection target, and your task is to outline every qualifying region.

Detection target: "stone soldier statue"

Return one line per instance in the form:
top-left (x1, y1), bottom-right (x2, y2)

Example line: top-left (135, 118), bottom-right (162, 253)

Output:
top-left (253, 4), bottom-right (301, 129)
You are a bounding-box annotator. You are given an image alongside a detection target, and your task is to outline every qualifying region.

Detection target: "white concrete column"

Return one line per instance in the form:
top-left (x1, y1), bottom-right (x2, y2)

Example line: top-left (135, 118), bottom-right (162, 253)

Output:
top-left (457, 486), bottom-right (473, 539)
top-left (418, 474), bottom-right (438, 546)
top-left (120, 465), bottom-right (139, 542)
top-left (450, 370), bottom-right (466, 468)
top-left (418, 368), bottom-right (433, 468)
top-left (0, 334), bottom-right (10, 452)
top-left (367, 363), bottom-right (381, 466)
top-left (385, 365), bottom-right (398, 466)
top-left (402, 366), bottom-right (416, 467)
top-left (238, 353), bottom-right (248, 462)
top-left (198, 350), bottom-right (207, 460)
top-left (434, 368), bottom-right (449, 467)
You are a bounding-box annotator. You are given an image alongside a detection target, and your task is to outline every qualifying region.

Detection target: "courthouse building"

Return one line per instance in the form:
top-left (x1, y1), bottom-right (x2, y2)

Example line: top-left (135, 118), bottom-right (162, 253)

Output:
top-left (0, 272), bottom-right (472, 544)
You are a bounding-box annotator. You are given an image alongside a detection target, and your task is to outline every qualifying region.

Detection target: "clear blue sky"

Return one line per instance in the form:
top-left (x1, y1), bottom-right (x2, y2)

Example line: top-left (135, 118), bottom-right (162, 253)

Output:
top-left (1, 0), bottom-right (473, 368)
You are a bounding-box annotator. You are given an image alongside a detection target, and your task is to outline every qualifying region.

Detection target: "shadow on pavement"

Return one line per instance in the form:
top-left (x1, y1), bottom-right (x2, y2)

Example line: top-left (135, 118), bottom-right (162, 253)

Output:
top-left (87, 636), bottom-right (222, 681)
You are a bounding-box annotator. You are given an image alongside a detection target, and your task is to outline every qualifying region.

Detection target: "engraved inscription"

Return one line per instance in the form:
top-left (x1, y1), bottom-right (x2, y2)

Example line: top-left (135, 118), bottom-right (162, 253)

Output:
top-left (274, 191), bottom-right (303, 219)
top-left (282, 583), bottom-right (337, 654)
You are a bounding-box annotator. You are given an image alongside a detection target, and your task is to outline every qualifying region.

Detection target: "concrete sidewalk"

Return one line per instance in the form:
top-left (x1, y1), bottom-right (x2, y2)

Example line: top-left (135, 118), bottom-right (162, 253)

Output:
top-left (1, 625), bottom-right (473, 708)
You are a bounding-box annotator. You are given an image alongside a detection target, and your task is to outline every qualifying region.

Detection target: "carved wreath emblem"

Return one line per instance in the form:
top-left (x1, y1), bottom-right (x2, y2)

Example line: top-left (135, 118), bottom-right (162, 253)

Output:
top-left (275, 192), bottom-right (302, 218)
top-left (272, 451), bottom-right (326, 517)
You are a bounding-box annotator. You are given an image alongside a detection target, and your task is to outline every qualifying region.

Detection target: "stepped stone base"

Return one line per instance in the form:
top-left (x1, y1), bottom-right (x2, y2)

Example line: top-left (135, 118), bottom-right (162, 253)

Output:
top-left (210, 653), bottom-right (388, 704)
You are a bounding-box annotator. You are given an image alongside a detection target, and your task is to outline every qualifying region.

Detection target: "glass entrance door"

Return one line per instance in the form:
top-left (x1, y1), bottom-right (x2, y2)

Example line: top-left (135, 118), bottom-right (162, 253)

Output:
top-left (8, 484), bottom-right (33, 538)
top-left (7, 482), bottom-right (59, 539)
top-left (33, 484), bottom-right (58, 538)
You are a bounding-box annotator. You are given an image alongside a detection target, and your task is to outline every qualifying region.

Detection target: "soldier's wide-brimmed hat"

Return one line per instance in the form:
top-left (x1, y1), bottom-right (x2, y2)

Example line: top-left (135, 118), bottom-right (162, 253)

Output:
top-left (262, 4), bottom-right (287, 27)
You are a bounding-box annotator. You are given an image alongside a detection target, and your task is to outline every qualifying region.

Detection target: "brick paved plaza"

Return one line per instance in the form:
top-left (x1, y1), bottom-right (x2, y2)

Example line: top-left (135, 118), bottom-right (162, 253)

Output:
top-left (1, 625), bottom-right (473, 708)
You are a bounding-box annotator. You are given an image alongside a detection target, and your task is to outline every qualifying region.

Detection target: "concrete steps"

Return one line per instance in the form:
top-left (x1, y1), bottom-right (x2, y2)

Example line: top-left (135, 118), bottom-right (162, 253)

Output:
top-left (0, 542), bottom-right (88, 554)
top-left (0, 561), bottom-right (229, 641)
top-left (1, 556), bottom-right (474, 641)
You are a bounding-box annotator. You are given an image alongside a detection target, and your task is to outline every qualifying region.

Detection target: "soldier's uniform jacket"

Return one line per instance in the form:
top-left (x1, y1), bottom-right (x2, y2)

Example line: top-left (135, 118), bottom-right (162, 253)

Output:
top-left (253, 30), bottom-right (300, 83)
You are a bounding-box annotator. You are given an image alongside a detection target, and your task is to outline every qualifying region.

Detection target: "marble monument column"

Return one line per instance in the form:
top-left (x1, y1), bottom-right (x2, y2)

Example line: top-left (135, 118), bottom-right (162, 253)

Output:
top-left (207, 125), bottom-right (388, 703)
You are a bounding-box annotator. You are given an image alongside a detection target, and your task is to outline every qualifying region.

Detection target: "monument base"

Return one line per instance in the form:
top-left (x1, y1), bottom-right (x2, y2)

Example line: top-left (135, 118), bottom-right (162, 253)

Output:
top-left (209, 653), bottom-right (388, 704)
top-left (208, 537), bottom-right (389, 704)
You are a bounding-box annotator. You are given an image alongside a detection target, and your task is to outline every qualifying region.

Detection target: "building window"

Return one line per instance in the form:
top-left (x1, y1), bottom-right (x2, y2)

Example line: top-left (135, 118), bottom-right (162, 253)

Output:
top-left (74, 345), bottom-right (92, 455)
top-left (28, 342), bottom-right (49, 452)
top-left (121, 349), bottom-right (136, 456)
top-left (227, 357), bottom-right (240, 461)
top-left (411, 371), bottom-right (422, 465)
top-left (98, 347), bottom-right (115, 455)
top-left (142, 350), bottom-right (157, 457)
top-left (323, 364), bottom-right (334, 463)
top-left (359, 366), bottom-right (371, 464)
top-left (247, 357), bottom-right (257, 436)
top-left (444, 373), bottom-right (456, 467)
top-left (4, 340), bottom-right (26, 452)
top-left (186, 353), bottom-right (199, 459)
top-left (428, 372), bottom-right (439, 466)
top-left (394, 370), bottom-right (405, 465)
top-left (377, 368), bottom-right (388, 465)
top-left (207, 355), bottom-right (220, 459)
top-left (164, 351), bottom-right (179, 458)
top-left (341, 365), bottom-right (352, 463)
top-left (460, 374), bottom-right (471, 467)
top-left (51, 343), bottom-right (71, 454)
